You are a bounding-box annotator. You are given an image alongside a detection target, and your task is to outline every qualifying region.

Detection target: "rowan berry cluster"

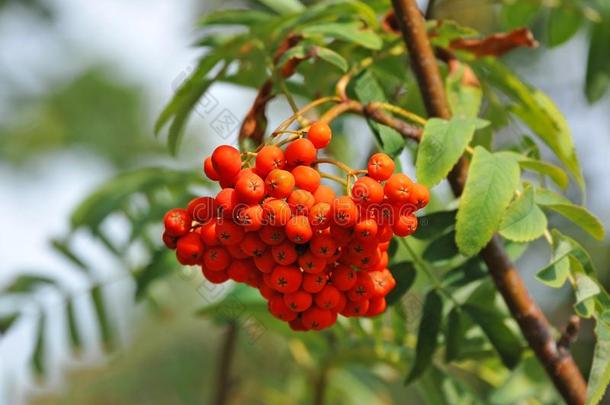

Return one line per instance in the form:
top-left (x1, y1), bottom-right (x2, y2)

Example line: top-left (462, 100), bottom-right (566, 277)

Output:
top-left (162, 122), bottom-right (429, 331)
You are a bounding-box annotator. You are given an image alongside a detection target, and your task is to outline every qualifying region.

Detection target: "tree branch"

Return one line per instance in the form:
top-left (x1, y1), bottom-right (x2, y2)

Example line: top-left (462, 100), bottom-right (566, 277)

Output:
top-left (390, 0), bottom-right (587, 403)
top-left (213, 321), bottom-right (238, 405)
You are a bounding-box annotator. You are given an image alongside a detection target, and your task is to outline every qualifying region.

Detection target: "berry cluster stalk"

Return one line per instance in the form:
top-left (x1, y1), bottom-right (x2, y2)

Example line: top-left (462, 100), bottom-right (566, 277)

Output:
top-left (390, 0), bottom-right (587, 403)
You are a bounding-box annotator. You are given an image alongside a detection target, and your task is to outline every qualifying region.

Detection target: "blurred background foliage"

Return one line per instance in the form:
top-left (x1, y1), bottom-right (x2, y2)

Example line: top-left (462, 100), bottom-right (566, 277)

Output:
top-left (0, 0), bottom-right (609, 404)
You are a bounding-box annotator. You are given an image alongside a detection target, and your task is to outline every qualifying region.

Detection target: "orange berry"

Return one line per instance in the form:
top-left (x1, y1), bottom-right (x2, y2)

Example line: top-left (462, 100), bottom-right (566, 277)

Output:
top-left (187, 197), bottom-right (216, 224)
top-left (215, 188), bottom-right (239, 219)
top-left (330, 196), bottom-right (358, 228)
top-left (392, 214), bottom-right (418, 237)
top-left (237, 204), bottom-right (264, 231)
top-left (255, 145), bottom-right (285, 177)
top-left (298, 250), bottom-right (327, 274)
top-left (259, 225), bottom-right (286, 246)
top-left (265, 169), bottom-right (295, 199)
top-left (285, 215), bottom-right (313, 244)
top-left (409, 183), bottom-right (430, 209)
top-left (330, 264), bottom-right (357, 291)
top-left (211, 145), bottom-right (242, 179)
top-left (313, 184), bottom-right (336, 204)
top-left (309, 233), bottom-right (337, 259)
top-left (352, 176), bottom-right (384, 205)
top-left (271, 240), bottom-right (298, 265)
top-left (235, 172), bottom-right (265, 204)
top-left (384, 173), bottom-right (413, 203)
top-left (204, 157), bottom-right (220, 181)
top-left (354, 218), bottom-right (378, 241)
top-left (308, 202), bottom-right (331, 230)
top-left (306, 122), bottom-right (332, 149)
top-left (292, 165), bottom-right (320, 192)
top-left (285, 138), bottom-right (317, 167)
top-left (367, 152), bottom-right (395, 181)
top-left (288, 189), bottom-right (315, 216)
top-left (216, 221), bottom-right (245, 245)
top-left (262, 199), bottom-right (292, 227)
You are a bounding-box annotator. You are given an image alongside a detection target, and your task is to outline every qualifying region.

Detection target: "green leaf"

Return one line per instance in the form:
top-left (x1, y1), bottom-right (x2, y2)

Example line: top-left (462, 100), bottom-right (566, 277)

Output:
top-left (443, 257), bottom-right (487, 287)
top-left (32, 312), bottom-right (46, 377)
top-left (354, 70), bottom-right (405, 157)
top-left (314, 46), bottom-right (348, 72)
top-left (501, 0), bottom-right (541, 29)
top-left (445, 307), bottom-right (466, 362)
top-left (446, 65), bottom-right (482, 118)
top-left (498, 151), bottom-right (569, 189)
top-left (0, 314), bottom-right (18, 334)
top-left (427, 20), bottom-right (478, 48)
top-left (536, 256), bottom-right (570, 288)
top-left (586, 18), bottom-right (610, 102)
top-left (199, 9), bottom-right (273, 27)
top-left (255, 0), bottom-right (304, 14)
top-left (134, 250), bottom-right (176, 300)
top-left (571, 258), bottom-right (600, 318)
top-left (301, 22), bottom-right (382, 50)
top-left (547, 4), bottom-right (582, 47)
top-left (586, 321), bottom-right (610, 405)
top-left (91, 286), bottom-right (114, 351)
top-left (406, 290), bottom-right (443, 384)
top-left (499, 186), bottom-right (547, 242)
top-left (462, 303), bottom-right (522, 368)
top-left (2, 274), bottom-right (55, 294)
top-left (456, 147), bottom-right (521, 256)
top-left (51, 238), bottom-right (88, 271)
top-left (416, 117), bottom-right (488, 188)
top-left (66, 299), bottom-right (81, 351)
top-left (413, 210), bottom-right (456, 240)
top-left (473, 59), bottom-right (584, 189)
top-left (535, 188), bottom-right (605, 240)
top-left (423, 231), bottom-right (459, 263)
top-left (386, 261), bottom-right (417, 305)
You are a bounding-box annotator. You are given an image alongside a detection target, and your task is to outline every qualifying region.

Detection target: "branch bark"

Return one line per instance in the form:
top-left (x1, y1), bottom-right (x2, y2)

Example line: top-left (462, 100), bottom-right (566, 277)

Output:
top-left (390, 0), bottom-right (587, 403)
top-left (213, 321), bottom-right (238, 405)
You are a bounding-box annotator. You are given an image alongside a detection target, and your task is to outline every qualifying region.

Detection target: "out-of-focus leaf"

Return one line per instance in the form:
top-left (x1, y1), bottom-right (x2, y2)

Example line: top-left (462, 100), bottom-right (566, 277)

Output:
top-left (134, 249), bottom-right (176, 300)
top-left (456, 147), bottom-right (520, 256)
top-left (199, 9), bottom-right (273, 27)
top-left (547, 4), bottom-right (582, 47)
top-left (386, 261), bottom-right (417, 305)
top-left (499, 186), bottom-right (547, 242)
top-left (2, 274), bottom-right (55, 294)
top-left (586, 17), bottom-right (610, 102)
top-left (0, 314), bottom-right (18, 334)
top-left (586, 320), bottom-right (610, 405)
top-left (423, 231), bottom-right (459, 263)
top-left (301, 22), bottom-right (382, 50)
top-left (66, 299), bottom-right (81, 351)
top-left (443, 257), bottom-right (487, 287)
top-left (32, 312), bottom-right (46, 377)
top-left (501, 0), bottom-right (542, 29)
top-left (413, 210), bottom-right (456, 240)
top-left (405, 290), bottom-right (443, 384)
top-left (92, 286), bottom-right (114, 351)
top-left (449, 28), bottom-right (538, 57)
top-left (427, 20), bottom-right (478, 48)
top-left (535, 188), bottom-right (605, 240)
top-left (416, 117), bottom-right (488, 187)
top-left (315, 46), bottom-right (348, 72)
top-left (255, 0), bottom-right (304, 14)
top-left (446, 63), bottom-right (482, 118)
top-left (51, 238), bottom-right (88, 271)
top-left (445, 306), bottom-right (466, 362)
top-left (354, 70), bottom-right (405, 157)
top-left (498, 151), bottom-right (569, 189)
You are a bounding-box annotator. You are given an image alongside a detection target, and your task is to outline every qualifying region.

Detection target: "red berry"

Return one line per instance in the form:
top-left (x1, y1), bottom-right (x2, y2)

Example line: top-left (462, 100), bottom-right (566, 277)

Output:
top-left (284, 291), bottom-right (313, 312)
top-left (341, 299), bottom-right (370, 317)
top-left (259, 225), bottom-right (286, 246)
top-left (164, 208), bottom-right (191, 237)
top-left (215, 188), bottom-right (239, 219)
top-left (285, 215), bottom-right (313, 244)
top-left (255, 145), bottom-right (285, 177)
top-left (352, 176), bottom-right (384, 205)
top-left (271, 240), bottom-right (298, 265)
top-left (315, 285), bottom-right (341, 310)
top-left (330, 265), bottom-right (357, 291)
top-left (265, 169), bottom-right (295, 199)
top-left (262, 199), bottom-right (292, 227)
top-left (302, 273), bottom-right (328, 293)
top-left (313, 185), bottom-right (336, 204)
top-left (241, 232), bottom-right (267, 257)
top-left (227, 259), bottom-right (256, 283)
top-left (366, 297), bottom-right (387, 317)
top-left (309, 233), bottom-right (337, 259)
top-left (211, 145), bottom-right (242, 179)
top-left (254, 250), bottom-right (277, 273)
top-left (203, 246), bottom-right (230, 271)
top-left (187, 197), bottom-right (216, 224)
top-left (348, 272), bottom-right (375, 301)
top-left (392, 214), bottom-right (418, 237)
top-left (204, 157), bottom-right (220, 181)
top-left (330, 196), bottom-right (358, 228)
top-left (216, 221), bottom-right (245, 246)
top-left (162, 231), bottom-right (179, 249)
top-left (202, 266), bottom-right (229, 284)
top-left (308, 202), bottom-right (331, 230)
top-left (307, 122), bottom-right (332, 149)
top-left (270, 265), bottom-right (302, 293)
top-left (292, 165), bottom-right (320, 193)
top-left (354, 218), bottom-right (378, 241)
top-left (285, 138), bottom-right (317, 167)
top-left (298, 250), bottom-right (327, 274)
top-left (176, 232), bottom-right (204, 265)
top-left (302, 307), bottom-right (334, 330)
top-left (237, 204), bottom-right (264, 231)
top-left (268, 295), bottom-right (298, 321)
top-left (235, 172), bottom-right (265, 204)
top-left (367, 153), bottom-right (395, 181)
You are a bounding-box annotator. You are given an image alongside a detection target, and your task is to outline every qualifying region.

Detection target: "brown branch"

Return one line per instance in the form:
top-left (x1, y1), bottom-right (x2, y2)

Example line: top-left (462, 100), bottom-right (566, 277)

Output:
top-left (213, 321), bottom-right (238, 405)
top-left (558, 315), bottom-right (581, 351)
top-left (312, 365), bottom-right (329, 405)
top-left (390, 1), bottom-right (587, 404)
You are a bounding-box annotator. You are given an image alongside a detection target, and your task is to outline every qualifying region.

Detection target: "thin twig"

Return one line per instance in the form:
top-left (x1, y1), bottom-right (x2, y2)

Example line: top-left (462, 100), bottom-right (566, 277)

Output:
top-left (213, 321), bottom-right (238, 405)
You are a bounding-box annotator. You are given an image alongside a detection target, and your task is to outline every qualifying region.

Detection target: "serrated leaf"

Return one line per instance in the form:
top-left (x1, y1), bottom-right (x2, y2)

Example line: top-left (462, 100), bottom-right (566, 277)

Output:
top-left (445, 307), bottom-right (466, 362)
top-left (462, 303), bottom-right (522, 368)
top-left (535, 188), bottom-right (605, 240)
top-left (416, 117), bottom-right (488, 187)
top-left (92, 286), bottom-right (114, 351)
top-left (586, 321), bottom-right (610, 405)
top-left (302, 22), bottom-right (382, 50)
top-left (406, 290), bottom-right (443, 384)
top-left (446, 65), bottom-right (482, 118)
top-left (255, 0), bottom-right (304, 14)
top-left (199, 9), bottom-right (273, 27)
top-left (32, 312), bottom-right (46, 377)
top-left (499, 186), bottom-right (547, 242)
top-left (498, 151), bottom-right (569, 189)
top-left (354, 70), bottom-right (405, 157)
top-left (443, 257), bottom-right (487, 287)
top-left (315, 46), bottom-right (348, 72)
top-left (473, 59), bottom-right (584, 189)
top-left (386, 261), bottom-right (416, 305)
top-left (536, 256), bottom-right (570, 288)
top-left (586, 17), bottom-right (610, 102)
top-left (547, 4), bottom-right (582, 47)
top-left (413, 210), bottom-right (456, 240)
top-left (571, 258), bottom-right (600, 318)
top-left (423, 231), bottom-right (459, 263)
top-left (456, 147), bottom-right (521, 256)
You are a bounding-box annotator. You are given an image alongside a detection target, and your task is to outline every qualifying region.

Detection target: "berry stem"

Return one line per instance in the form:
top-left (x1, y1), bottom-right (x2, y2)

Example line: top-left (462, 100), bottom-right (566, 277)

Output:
top-left (273, 96), bottom-right (341, 135)
top-left (319, 172), bottom-right (348, 187)
top-left (314, 158), bottom-right (355, 175)
top-left (368, 101), bottom-right (427, 126)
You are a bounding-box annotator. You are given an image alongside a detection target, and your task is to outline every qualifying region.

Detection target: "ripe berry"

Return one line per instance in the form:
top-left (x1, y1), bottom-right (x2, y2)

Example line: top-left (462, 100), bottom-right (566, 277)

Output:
top-left (199, 220), bottom-right (219, 246)
top-left (176, 232), bottom-right (204, 265)
top-left (241, 232), bottom-right (267, 257)
top-left (329, 223), bottom-right (353, 246)
top-left (259, 225), bottom-right (286, 246)
top-left (265, 169), bottom-right (295, 199)
top-left (354, 218), bottom-right (378, 241)
top-left (259, 283), bottom-right (276, 300)
top-left (315, 285), bottom-right (341, 310)
top-left (268, 295), bottom-right (298, 321)
top-left (352, 176), bottom-right (384, 205)
top-left (330, 196), bottom-right (358, 228)
top-left (227, 244), bottom-right (249, 259)
top-left (216, 221), bottom-right (245, 246)
top-left (204, 157), bottom-right (220, 181)
top-left (367, 153), bottom-right (395, 181)
top-left (302, 307), bottom-right (334, 330)
top-left (211, 145), bottom-right (242, 179)
top-left (262, 199), bottom-right (292, 227)
top-left (235, 172), bottom-right (265, 204)
top-left (308, 202), bottom-right (331, 230)
top-left (187, 197), bottom-right (216, 224)
top-left (270, 265), bottom-right (302, 293)
top-left (284, 291), bottom-right (313, 312)
top-left (227, 259), bottom-right (256, 283)
top-left (392, 214), bottom-right (418, 237)
top-left (271, 240), bottom-right (298, 265)
top-left (298, 250), bottom-right (327, 274)
top-left (285, 138), bottom-right (316, 167)
top-left (285, 215), bottom-right (313, 244)
top-left (342, 299), bottom-right (370, 317)
top-left (254, 250), bottom-right (277, 273)
top-left (164, 208), bottom-right (191, 237)
top-left (366, 297), bottom-right (387, 317)
top-left (302, 273), bottom-right (327, 293)
top-left (203, 246), bottom-right (230, 271)
top-left (292, 165), bottom-right (320, 192)
top-left (162, 231), bottom-right (178, 249)
top-left (237, 204), bottom-right (264, 231)
top-left (309, 234), bottom-right (337, 259)
top-left (202, 266), bottom-right (229, 284)
top-left (215, 188), bottom-right (239, 219)
top-left (289, 317), bottom-right (309, 331)
top-left (384, 173), bottom-right (413, 203)
top-left (409, 183), bottom-right (430, 209)
top-left (330, 265), bottom-right (357, 291)
top-left (255, 145), bottom-right (285, 177)
top-left (348, 272), bottom-right (375, 301)
top-left (313, 185), bottom-right (336, 204)
top-left (288, 189), bottom-right (315, 216)
top-left (306, 122), bottom-right (332, 149)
